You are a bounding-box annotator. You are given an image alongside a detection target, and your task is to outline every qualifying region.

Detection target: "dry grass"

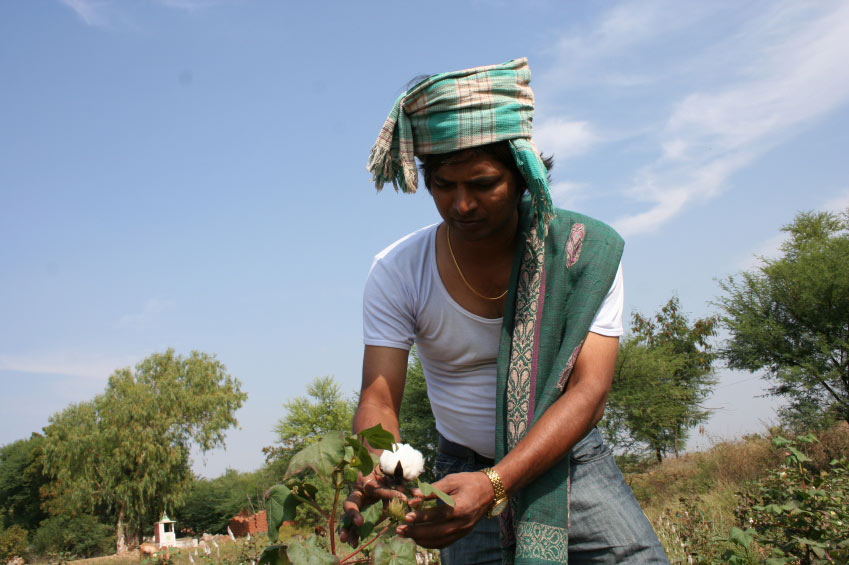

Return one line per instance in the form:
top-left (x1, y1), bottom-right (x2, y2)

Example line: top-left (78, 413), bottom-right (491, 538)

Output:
top-left (625, 423), bottom-right (849, 563)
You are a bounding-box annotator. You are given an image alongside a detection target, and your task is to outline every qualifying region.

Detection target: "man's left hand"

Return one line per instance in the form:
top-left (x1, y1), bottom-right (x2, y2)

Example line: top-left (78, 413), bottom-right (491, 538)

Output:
top-left (396, 471), bottom-right (494, 548)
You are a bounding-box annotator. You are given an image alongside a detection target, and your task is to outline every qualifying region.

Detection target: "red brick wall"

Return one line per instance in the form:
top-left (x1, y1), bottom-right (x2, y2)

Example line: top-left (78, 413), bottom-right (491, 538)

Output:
top-left (228, 509), bottom-right (268, 537)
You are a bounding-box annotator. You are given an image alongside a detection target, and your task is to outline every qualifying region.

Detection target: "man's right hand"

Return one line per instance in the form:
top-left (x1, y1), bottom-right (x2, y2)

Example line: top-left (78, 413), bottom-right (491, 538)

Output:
top-left (339, 470), bottom-right (408, 547)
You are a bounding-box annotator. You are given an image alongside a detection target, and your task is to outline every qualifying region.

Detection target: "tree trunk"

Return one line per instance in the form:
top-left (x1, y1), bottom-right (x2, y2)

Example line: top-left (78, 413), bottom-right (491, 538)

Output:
top-left (673, 428), bottom-right (680, 458)
top-left (655, 446), bottom-right (662, 463)
top-left (116, 505), bottom-right (127, 554)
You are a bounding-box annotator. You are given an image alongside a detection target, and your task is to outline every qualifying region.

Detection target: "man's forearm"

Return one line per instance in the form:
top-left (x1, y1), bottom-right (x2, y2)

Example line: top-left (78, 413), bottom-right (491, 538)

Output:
top-left (352, 401), bottom-right (402, 448)
top-left (494, 380), bottom-right (603, 497)
top-left (493, 333), bottom-right (617, 497)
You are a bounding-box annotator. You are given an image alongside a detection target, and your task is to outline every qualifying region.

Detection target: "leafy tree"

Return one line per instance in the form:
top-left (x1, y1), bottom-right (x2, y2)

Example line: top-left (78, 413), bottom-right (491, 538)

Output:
top-left (41, 349), bottom-right (246, 553)
top-left (273, 375), bottom-right (356, 454)
top-left (175, 467), bottom-right (276, 535)
top-left (716, 209), bottom-right (849, 426)
top-left (0, 434), bottom-right (48, 533)
top-left (31, 513), bottom-right (114, 559)
top-left (603, 297), bottom-right (718, 461)
top-left (398, 348), bottom-right (438, 481)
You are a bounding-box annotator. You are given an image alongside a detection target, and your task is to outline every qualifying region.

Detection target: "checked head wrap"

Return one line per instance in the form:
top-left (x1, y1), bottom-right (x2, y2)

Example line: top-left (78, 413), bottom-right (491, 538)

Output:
top-left (366, 58), bottom-right (555, 236)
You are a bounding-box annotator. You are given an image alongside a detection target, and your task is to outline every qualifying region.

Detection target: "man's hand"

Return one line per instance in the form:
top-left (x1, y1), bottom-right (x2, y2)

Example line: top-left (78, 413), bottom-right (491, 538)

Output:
top-left (339, 470), bottom-right (407, 547)
top-left (395, 471), bottom-right (493, 549)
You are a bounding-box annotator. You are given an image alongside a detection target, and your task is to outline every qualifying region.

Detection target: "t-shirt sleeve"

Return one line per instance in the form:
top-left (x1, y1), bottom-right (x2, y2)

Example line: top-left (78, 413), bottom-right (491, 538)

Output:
top-left (363, 258), bottom-right (416, 350)
top-left (588, 261), bottom-right (624, 337)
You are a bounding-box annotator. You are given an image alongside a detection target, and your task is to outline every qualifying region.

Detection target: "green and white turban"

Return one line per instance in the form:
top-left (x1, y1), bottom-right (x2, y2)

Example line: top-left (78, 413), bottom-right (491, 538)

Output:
top-left (367, 58), bottom-right (554, 236)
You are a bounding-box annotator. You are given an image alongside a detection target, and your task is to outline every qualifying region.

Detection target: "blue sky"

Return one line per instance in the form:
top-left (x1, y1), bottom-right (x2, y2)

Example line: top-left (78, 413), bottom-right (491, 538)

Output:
top-left (2, 1), bottom-right (848, 477)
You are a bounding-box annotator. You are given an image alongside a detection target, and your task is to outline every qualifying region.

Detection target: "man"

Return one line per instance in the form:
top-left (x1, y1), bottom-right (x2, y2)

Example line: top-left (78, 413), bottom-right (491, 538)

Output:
top-left (342, 59), bottom-right (667, 564)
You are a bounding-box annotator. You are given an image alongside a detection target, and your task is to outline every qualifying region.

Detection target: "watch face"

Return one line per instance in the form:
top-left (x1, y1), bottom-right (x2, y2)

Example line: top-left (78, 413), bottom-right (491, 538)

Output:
top-left (491, 498), bottom-right (508, 517)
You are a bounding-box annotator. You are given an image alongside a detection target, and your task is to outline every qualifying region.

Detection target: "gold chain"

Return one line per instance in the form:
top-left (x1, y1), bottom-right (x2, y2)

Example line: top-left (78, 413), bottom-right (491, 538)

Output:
top-left (446, 225), bottom-right (508, 301)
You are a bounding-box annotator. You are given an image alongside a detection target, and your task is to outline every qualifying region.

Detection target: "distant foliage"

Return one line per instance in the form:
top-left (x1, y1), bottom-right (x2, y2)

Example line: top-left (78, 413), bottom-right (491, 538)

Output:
top-left (603, 296), bottom-right (718, 461)
top-left (176, 467), bottom-right (276, 535)
top-left (398, 348), bottom-right (438, 482)
top-left (0, 524), bottom-right (29, 562)
top-left (31, 513), bottom-right (114, 559)
top-left (274, 376), bottom-right (356, 453)
top-left (717, 209), bottom-right (849, 427)
top-left (0, 434), bottom-right (48, 533)
top-left (40, 349), bottom-right (246, 551)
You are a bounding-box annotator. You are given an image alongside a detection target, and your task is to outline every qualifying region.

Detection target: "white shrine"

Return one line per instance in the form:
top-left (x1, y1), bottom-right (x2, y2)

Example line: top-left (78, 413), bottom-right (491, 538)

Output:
top-left (154, 513), bottom-right (177, 548)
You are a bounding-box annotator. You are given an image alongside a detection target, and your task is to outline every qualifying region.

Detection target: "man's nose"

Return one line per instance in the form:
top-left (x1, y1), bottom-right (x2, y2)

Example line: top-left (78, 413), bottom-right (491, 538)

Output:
top-left (454, 186), bottom-right (477, 215)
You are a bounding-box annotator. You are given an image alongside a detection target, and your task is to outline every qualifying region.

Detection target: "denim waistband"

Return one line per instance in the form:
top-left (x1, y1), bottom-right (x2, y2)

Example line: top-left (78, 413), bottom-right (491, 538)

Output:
top-left (437, 434), bottom-right (495, 466)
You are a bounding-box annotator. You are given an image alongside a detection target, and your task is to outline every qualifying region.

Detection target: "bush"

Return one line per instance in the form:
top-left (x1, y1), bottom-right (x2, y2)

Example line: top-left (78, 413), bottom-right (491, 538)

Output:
top-left (31, 513), bottom-right (114, 558)
top-left (0, 525), bottom-right (29, 561)
top-left (736, 435), bottom-right (849, 563)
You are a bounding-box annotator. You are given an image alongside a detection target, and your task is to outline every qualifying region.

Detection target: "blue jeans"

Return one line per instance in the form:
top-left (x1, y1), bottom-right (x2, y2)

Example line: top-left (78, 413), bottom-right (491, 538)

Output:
top-left (433, 428), bottom-right (669, 564)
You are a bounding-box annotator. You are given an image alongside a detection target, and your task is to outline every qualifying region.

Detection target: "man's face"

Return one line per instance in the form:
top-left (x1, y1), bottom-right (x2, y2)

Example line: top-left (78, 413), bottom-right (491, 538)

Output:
top-left (429, 151), bottom-right (522, 243)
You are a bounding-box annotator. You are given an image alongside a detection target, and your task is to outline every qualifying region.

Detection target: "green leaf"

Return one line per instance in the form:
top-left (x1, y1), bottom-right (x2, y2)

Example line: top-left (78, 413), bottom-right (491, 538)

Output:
top-left (372, 537), bottom-right (417, 565)
top-left (728, 527), bottom-right (753, 547)
top-left (286, 431), bottom-right (346, 478)
top-left (258, 545), bottom-right (291, 565)
top-left (359, 424), bottom-right (396, 451)
top-left (417, 478), bottom-right (455, 508)
top-left (772, 436), bottom-right (792, 448)
top-left (787, 446), bottom-right (811, 463)
top-left (266, 484), bottom-right (301, 543)
top-left (345, 436), bottom-right (375, 476)
top-left (286, 536), bottom-right (340, 564)
top-left (358, 501), bottom-right (385, 540)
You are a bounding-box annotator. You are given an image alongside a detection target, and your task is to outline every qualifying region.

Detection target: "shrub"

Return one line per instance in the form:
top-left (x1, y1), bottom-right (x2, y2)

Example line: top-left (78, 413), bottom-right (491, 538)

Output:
top-left (736, 435), bottom-right (849, 563)
top-left (0, 525), bottom-right (29, 561)
top-left (31, 513), bottom-right (114, 558)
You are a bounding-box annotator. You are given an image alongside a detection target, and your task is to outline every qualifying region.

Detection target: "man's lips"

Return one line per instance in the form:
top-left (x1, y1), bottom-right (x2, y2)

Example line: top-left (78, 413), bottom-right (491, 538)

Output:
top-left (452, 218), bottom-right (484, 227)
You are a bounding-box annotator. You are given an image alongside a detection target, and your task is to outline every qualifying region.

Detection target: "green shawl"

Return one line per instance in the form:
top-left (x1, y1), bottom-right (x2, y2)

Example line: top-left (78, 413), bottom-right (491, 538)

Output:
top-left (496, 197), bottom-right (624, 564)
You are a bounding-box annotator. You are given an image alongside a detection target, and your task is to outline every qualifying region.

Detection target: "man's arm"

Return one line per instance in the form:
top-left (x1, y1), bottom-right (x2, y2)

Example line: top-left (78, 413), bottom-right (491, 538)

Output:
top-left (399, 332), bottom-right (618, 548)
top-left (340, 345), bottom-right (410, 546)
top-left (353, 345), bottom-right (410, 441)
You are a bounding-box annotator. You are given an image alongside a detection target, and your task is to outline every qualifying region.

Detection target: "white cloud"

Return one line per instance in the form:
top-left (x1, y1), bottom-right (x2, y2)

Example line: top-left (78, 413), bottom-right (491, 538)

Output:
top-left (823, 187), bottom-right (849, 213)
top-left (0, 351), bottom-right (136, 380)
top-left (59, 0), bottom-right (111, 27)
top-left (611, 1), bottom-right (849, 236)
top-left (533, 117), bottom-right (599, 159)
top-left (735, 186), bottom-right (849, 268)
top-left (116, 298), bottom-right (175, 329)
top-left (542, 0), bottom-right (714, 89)
top-left (154, 0), bottom-right (225, 10)
top-left (549, 180), bottom-right (588, 210)
top-left (58, 0), bottom-right (227, 27)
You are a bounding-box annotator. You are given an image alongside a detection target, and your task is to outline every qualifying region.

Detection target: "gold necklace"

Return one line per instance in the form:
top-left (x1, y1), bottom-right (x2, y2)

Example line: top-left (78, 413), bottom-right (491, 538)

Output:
top-left (446, 225), bottom-right (508, 301)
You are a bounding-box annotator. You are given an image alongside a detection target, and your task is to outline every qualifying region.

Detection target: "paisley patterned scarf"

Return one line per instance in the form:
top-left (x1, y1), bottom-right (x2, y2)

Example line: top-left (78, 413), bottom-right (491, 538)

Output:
top-left (495, 197), bottom-right (624, 564)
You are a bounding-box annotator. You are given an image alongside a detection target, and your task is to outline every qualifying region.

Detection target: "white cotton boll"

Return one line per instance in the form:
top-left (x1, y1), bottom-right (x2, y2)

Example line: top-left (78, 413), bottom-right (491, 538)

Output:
top-left (379, 443), bottom-right (425, 480)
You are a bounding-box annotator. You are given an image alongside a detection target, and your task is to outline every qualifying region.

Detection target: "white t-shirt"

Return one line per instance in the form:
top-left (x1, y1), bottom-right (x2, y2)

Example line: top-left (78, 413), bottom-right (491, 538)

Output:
top-left (363, 224), bottom-right (623, 459)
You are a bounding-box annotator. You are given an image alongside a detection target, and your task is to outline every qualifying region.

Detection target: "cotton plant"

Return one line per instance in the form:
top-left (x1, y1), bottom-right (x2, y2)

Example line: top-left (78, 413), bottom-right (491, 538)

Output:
top-left (259, 425), bottom-right (452, 565)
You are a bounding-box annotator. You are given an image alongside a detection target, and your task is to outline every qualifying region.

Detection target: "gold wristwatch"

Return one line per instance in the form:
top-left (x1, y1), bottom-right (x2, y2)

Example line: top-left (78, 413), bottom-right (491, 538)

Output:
top-left (481, 467), bottom-right (508, 518)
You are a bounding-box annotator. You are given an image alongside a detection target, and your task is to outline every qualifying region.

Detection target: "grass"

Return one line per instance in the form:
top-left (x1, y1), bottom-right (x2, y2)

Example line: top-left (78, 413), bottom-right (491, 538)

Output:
top-left (626, 422), bottom-right (849, 563)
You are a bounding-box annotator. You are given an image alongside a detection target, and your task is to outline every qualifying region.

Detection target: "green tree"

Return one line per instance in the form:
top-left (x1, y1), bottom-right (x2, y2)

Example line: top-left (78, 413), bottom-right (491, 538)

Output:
top-left (398, 348), bottom-right (438, 481)
top-left (41, 349), bottom-right (246, 553)
top-left (273, 375), bottom-right (356, 453)
top-left (175, 467), bottom-right (275, 535)
top-left (603, 297), bottom-right (718, 461)
top-left (716, 209), bottom-right (849, 427)
top-left (0, 434), bottom-right (48, 533)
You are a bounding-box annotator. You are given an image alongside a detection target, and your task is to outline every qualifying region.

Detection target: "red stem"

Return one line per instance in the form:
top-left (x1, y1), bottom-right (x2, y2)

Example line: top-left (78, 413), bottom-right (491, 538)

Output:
top-left (339, 524), bottom-right (393, 563)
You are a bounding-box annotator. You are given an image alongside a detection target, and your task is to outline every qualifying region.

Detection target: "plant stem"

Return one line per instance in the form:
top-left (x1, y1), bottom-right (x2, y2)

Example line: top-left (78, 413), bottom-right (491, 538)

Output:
top-left (339, 524), bottom-right (393, 563)
top-left (328, 472), bottom-right (342, 557)
top-left (294, 496), bottom-right (330, 521)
